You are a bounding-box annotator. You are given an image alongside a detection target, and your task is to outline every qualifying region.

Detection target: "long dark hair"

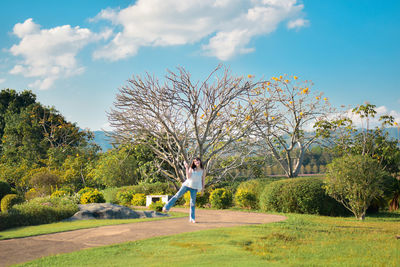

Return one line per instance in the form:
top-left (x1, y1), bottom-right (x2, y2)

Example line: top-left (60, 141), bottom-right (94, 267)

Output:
top-left (190, 157), bottom-right (203, 170)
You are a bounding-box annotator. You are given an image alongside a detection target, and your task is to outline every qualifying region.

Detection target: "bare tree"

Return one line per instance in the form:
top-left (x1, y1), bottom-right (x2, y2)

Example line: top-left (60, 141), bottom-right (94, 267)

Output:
top-left (108, 65), bottom-right (258, 188)
top-left (249, 75), bottom-right (332, 177)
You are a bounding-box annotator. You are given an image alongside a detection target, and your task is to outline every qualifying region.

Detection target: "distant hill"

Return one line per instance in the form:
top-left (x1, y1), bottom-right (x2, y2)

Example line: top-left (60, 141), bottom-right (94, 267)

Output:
top-left (89, 127), bottom-right (399, 152)
top-left (92, 131), bottom-right (113, 151)
top-left (385, 127), bottom-right (400, 140)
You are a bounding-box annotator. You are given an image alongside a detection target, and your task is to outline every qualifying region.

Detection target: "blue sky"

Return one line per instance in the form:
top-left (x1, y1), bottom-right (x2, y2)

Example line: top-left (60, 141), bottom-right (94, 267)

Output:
top-left (0, 0), bottom-right (399, 130)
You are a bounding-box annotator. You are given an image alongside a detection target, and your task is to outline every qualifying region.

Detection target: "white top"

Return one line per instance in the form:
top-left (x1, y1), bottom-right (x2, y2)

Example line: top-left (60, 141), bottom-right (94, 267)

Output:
top-left (182, 169), bottom-right (203, 191)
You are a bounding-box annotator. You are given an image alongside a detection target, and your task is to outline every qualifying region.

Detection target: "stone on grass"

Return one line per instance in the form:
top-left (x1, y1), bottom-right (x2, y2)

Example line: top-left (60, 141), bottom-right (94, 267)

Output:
top-left (64, 203), bottom-right (168, 221)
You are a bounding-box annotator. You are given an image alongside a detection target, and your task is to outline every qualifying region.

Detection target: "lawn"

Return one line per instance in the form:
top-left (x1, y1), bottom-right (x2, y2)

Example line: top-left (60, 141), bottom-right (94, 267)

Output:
top-left (16, 211), bottom-right (400, 267)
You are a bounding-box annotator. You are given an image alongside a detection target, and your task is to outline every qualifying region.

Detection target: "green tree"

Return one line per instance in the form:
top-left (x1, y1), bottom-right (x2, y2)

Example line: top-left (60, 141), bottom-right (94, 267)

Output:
top-left (0, 89), bottom-right (99, 192)
top-left (315, 103), bottom-right (400, 210)
top-left (89, 144), bottom-right (144, 187)
top-left (0, 89), bottom-right (36, 140)
top-left (325, 154), bottom-right (387, 220)
top-left (60, 146), bottom-right (99, 191)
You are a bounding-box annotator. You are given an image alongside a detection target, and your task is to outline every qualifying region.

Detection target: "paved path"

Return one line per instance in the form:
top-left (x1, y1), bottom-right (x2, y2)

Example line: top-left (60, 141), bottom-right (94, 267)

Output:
top-left (0, 208), bottom-right (286, 266)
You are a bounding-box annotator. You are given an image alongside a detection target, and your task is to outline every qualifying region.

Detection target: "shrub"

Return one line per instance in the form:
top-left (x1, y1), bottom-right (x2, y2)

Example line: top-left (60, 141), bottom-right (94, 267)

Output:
top-left (1, 194), bottom-right (23, 212)
top-left (259, 177), bottom-right (347, 216)
top-left (115, 182), bottom-right (176, 204)
top-left (235, 178), bottom-right (279, 209)
top-left (24, 188), bottom-right (43, 201)
top-left (149, 200), bottom-right (164, 212)
top-left (209, 188), bottom-right (232, 209)
top-left (77, 187), bottom-right (95, 196)
top-left (132, 182), bottom-right (176, 195)
top-left (116, 190), bottom-right (135, 205)
top-left (29, 171), bottom-right (61, 195)
top-left (234, 188), bottom-right (257, 209)
top-left (101, 187), bottom-right (119, 204)
top-left (80, 189), bottom-right (106, 204)
top-left (131, 193), bottom-right (146, 206)
top-left (58, 186), bottom-right (75, 196)
top-left (51, 190), bottom-right (69, 198)
top-left (0, 181), bottom-right (12, 203)
top-left (0, 196), bottom-right (78, 230)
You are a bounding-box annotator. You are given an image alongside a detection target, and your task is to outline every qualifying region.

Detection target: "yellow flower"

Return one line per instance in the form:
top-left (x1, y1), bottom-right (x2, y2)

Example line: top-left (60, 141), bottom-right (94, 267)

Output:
top-left (200, 114), bottom-right (204, 119)
top-left (271, 116), bottom-right (275, 120)
top-left (76, 154), bottom-right (79, 157)
top-left (217, 112), bottom-right (221, 116)
top-left (315, 96), bottom-right (320, 100)
top-left (300, 112), bottom-right (303, 116)
top-left (245, 115), bottom-right (251, 121)
top-left (264, 112), bottom-right (268, 117)
top-left (248, 74), bottom-right (254, 78)
top-left (293, 76), bottom-right (298, 80)
top-left (302, 87), bottom-right (309, 94)
top-left (289, 101), bottom-right (293, 104)
top-left (394, 122), bottom-right (398, 126)
top-left (279, 75), bottom-right (283, 79)
top-left (285, 79), bottom-right (289, 83)
top-left (323, 97), bottom-right (328, 101)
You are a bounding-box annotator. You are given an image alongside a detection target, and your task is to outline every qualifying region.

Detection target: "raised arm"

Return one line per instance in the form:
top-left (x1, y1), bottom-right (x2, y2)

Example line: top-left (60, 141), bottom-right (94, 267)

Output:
top-left (184, 161), bottom-right (191, 179)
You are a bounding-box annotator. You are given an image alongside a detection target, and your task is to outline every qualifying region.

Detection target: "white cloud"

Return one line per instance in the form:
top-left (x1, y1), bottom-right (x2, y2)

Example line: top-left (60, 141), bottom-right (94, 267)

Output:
top-left (93, 0), bottom-right (307, 61)
top-left (347, 105), bottom-right (400, 128)
top-left (0, 78), bottom-right (5, 84)
top-left (101, 122), bottom-right (114, 131)
top-left (287, 18), bottom-right (310, 29)
top-left (9, 18), bottom-right (108, 90)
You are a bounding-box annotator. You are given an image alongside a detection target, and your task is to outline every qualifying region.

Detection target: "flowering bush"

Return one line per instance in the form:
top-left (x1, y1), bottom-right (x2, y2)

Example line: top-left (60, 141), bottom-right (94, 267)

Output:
top-left (234, 188), bottom-right (257, 209)
top-left (80, 189), bottom-right (106, 204)
top-left (131, 193), bottom-right (146, 206)
top-left (209, 188), bottom-right (232, 209)
top-left (1, 194), bottom-right (23, 212)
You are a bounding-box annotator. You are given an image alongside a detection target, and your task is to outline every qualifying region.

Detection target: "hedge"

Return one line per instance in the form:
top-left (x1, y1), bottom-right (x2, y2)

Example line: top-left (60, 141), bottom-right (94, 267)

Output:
top-left (0, 196), bottom-right (78, 230)
top-left (259, 177), bottom-right (348, 216)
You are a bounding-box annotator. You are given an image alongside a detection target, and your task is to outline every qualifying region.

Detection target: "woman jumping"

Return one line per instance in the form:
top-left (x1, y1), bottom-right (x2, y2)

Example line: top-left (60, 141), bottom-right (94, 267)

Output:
top-left (162, 157), bottom-right (205, 223)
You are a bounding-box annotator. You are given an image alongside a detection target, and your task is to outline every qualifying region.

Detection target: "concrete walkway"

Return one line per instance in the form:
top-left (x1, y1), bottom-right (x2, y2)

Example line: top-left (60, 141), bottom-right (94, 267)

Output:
top-left (0, 208), bottom-right (286, 266)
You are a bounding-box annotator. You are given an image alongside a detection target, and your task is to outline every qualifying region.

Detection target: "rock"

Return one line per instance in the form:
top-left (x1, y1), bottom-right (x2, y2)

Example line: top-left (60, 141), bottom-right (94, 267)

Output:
top-left (63, 203), bottom-right (168, 221)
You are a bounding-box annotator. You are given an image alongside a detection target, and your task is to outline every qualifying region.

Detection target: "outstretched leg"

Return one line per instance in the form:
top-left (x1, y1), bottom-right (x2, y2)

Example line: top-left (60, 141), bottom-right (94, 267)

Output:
top-left (163, 185), bottom-right (189, 212)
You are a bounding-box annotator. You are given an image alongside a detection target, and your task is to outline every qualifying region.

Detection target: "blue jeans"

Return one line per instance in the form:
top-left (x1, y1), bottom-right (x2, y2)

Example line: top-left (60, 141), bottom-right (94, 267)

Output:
top-left (164, 185), bottom-right (197, 221)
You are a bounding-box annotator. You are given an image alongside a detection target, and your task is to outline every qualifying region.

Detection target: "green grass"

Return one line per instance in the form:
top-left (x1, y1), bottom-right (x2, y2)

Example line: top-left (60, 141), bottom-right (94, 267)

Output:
top-left (16, 212), bottom-right (400, 267)
top-left (0, 211), bottom-right (186, 240)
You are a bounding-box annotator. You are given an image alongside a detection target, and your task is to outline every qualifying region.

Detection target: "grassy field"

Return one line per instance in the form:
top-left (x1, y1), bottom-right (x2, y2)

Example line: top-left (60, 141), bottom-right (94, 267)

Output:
top-left (0, 211), bottom-right (186, 240)
top-left (16, 211), bottom-right (400, 267)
